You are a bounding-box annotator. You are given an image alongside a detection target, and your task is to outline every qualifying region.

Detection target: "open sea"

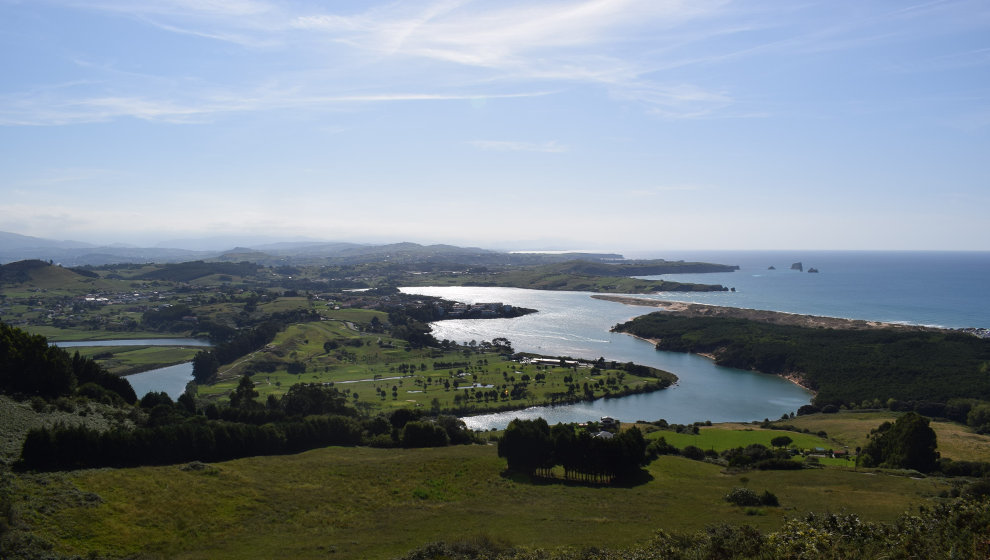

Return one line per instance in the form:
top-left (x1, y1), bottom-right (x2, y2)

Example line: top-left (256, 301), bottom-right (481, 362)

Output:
top-left (627, 250), bottom-right (990, 329)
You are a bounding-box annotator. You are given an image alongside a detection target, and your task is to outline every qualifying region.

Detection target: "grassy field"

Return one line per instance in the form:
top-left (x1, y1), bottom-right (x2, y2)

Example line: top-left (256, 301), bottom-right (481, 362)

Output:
top-left (19, 326), bottom-right (192, 341)
top-left (198, 319), bottom-right (671, 416)
top-left (772, 412), bottom-right (990, 462)
top-left (73, 345), bottom-right (203, 375)
top-left (14, 443), bottom-right (953, 560)
top-left (641, 423), bottom-right (833, 452)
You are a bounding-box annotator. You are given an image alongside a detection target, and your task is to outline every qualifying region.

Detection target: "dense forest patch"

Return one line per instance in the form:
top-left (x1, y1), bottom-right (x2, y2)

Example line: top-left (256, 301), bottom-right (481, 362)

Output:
top-left (613, 314), bottom-right (990, 406)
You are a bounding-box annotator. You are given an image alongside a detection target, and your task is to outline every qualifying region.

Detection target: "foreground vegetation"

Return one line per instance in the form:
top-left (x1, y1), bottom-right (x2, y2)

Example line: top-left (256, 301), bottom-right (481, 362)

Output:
top-left (4, 444), bottom-right (978, 560)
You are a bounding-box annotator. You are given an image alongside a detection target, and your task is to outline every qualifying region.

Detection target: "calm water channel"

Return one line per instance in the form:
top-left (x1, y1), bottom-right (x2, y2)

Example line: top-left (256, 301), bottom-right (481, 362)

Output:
top-left (400, 287), bottom-right (812, 430)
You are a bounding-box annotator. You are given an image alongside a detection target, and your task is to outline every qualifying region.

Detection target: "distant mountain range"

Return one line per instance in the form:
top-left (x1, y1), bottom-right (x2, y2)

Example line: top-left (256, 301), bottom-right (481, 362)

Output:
top-left (0, 230), bottom-right (625, 267)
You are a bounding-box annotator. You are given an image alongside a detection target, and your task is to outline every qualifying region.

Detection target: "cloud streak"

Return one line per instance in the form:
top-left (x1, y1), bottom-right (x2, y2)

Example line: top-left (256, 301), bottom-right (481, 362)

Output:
top-left (4, 0), bottom-right (744, 124)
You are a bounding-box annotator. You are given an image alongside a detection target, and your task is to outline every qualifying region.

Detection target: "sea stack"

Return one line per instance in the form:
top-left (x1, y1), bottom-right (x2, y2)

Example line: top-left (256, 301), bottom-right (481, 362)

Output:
top-left (790, 262), bottom-right (803, 272)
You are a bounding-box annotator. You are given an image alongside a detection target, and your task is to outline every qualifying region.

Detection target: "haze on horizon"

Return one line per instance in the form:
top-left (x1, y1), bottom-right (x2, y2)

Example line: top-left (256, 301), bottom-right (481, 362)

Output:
top-left (1, 1), bottom-right (988, 252)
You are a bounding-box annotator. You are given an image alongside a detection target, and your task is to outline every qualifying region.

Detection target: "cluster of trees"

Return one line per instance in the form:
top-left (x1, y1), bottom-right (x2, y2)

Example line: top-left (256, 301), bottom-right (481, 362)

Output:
top-left (385, 310), bottom-right (438, 349)
top-left (191, 309), bottom-right (321, 383)
top-left (17, 377), bottom-right (478, 472)
top-left (497, 419), bottom-right (647, 483)
top-left (614, 314), bottom-right (990, 406)
top-left (0, 321), bottom-right (136, 403)
top-left (140, 304), bottom-right (194, 331)
top-left (859, 412), bottom-right (939, 472)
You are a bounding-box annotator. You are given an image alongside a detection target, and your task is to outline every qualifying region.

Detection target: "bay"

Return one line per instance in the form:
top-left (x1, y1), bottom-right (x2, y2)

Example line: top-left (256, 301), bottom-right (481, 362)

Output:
top-left (399, 286), bottom-right (813, 430)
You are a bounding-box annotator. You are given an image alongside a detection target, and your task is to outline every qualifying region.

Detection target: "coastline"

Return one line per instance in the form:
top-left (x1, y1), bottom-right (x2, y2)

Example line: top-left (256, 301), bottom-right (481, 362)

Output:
top-left (591, 294), bottom-right (944, 332)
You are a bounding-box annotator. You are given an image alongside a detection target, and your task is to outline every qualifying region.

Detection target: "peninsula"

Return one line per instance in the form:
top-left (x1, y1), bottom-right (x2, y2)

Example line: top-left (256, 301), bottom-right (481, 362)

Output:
top-left (591, 295), bottom-right (941, 332)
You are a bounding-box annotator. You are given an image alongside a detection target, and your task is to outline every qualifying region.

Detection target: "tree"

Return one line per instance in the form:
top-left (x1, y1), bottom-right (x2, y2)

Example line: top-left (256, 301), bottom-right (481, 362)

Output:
top-left (770, 435), bottom-right (793, 448)
top-left (191, 350), bottom-right (219, 384)
top-left (229, 375), bottom-right (259, 409)
top-left (861, 412), bottom-right (939, 472)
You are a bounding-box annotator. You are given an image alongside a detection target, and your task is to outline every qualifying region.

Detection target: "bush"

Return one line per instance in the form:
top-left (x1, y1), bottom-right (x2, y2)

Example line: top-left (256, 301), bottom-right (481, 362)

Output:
top-left (724, 487), bottom-right (761, 507)
top-left (759, 490), bottom-right (780, 506)
top-left (645, 437), bottom-right (679, 459)
top-left (755, 458), bottom-right (803, 470)
top-left (681, 445), bottom-right (705, 461)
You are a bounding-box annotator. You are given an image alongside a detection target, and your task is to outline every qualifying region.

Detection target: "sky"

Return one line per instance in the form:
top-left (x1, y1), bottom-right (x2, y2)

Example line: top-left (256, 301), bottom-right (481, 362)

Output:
top-left (1, 0), bottom-right (988, 252)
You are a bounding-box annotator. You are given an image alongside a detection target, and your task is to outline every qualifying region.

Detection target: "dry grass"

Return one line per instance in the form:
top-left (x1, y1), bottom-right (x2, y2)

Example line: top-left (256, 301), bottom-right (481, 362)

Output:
top-left (775, 411), bottom-right (990, 461)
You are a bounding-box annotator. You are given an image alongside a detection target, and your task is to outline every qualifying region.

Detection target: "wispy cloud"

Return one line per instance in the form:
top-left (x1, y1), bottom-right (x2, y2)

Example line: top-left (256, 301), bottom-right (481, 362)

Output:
top-left (10, 0), bottom-right (987, 126)
top-left (468, 140), bottom-right (567, 153)
top-left (4, 0), bottom-right (741, 124)
top-left (0, 86), bottom-right (554, 126)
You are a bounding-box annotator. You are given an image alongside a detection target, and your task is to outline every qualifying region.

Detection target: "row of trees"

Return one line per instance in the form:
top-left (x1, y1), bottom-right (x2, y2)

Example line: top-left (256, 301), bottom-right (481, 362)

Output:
top-left (497, 418), bottom-right (647, 483)
top-left (19, 414), bottom-right (364, 471)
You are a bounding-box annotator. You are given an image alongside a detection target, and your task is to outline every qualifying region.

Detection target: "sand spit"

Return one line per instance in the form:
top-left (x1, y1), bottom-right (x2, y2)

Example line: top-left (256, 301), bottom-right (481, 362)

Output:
top-left (591, 295), bottom-right (945, 332)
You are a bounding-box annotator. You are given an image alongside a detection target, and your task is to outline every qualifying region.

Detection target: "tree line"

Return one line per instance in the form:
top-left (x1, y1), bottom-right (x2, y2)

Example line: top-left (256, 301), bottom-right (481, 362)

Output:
top-left (16, 377), bottom-right (479, 472)
top-left (0, 321), bottom-right (136, 403)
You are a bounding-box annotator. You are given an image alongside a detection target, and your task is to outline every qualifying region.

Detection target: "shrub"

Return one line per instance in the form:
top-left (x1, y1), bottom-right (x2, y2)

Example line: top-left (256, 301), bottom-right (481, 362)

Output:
top-left (681, 445), bottom-right (705, 461)
top-left (725, 487), bottom-right (761, 507)
top-left (759, 490), bottom-right (780, 506)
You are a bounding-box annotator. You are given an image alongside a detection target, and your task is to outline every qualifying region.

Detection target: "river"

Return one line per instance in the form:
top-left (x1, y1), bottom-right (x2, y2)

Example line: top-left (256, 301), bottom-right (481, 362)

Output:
top-left (400, 287), bottom-right (813, 430)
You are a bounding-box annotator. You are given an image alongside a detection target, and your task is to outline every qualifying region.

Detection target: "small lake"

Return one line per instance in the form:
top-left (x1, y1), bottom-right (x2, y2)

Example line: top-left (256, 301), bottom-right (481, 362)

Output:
top-left (400, 286), bottom-right (812, 430)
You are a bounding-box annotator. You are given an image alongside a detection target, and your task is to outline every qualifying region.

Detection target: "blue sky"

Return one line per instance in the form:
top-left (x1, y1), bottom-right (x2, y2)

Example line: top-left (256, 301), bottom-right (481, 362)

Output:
top-left (1, 0), bottom-right (988, 251)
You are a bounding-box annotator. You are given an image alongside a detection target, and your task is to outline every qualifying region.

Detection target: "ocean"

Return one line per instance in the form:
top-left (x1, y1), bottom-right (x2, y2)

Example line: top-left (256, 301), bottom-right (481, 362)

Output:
top-left (628, 250), bottom-right (990, 329)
